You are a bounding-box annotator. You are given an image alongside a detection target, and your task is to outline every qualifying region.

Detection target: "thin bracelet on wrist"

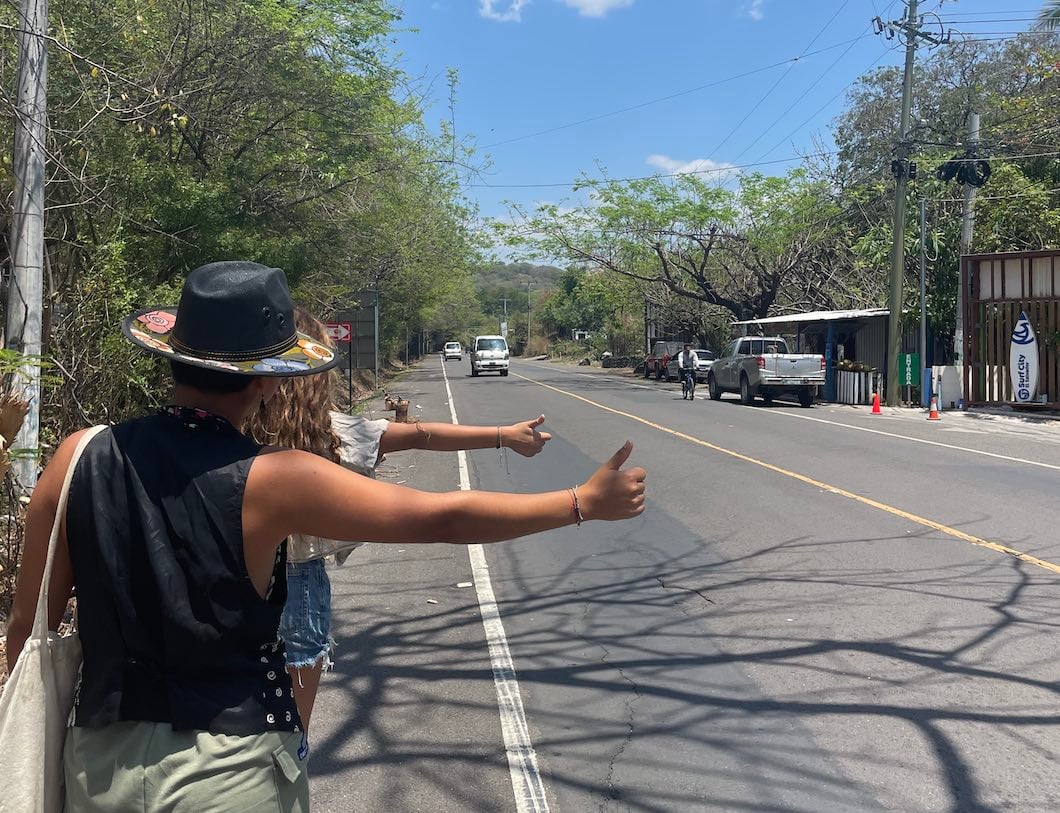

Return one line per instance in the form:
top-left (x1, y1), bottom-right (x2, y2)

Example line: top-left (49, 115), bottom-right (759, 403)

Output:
top-left (569, 487), bottom-right (584, 526)
top-left (496, 426), bottom-right (502, 449)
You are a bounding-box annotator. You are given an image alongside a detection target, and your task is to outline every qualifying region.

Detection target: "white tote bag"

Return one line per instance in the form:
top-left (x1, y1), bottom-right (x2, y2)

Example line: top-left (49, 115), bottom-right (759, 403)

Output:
top-left (0, 426), bottom-right (105, 813)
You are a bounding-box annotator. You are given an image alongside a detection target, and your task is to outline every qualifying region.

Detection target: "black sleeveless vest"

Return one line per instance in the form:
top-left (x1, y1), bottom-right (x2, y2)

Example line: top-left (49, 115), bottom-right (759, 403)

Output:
top-left (66, 409), bottom-right (301, 735)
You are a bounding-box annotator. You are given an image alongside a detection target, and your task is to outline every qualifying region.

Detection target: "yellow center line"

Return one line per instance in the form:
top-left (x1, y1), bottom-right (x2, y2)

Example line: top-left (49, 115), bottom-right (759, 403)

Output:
top-left (512, 370), bottom-right (1060, 577)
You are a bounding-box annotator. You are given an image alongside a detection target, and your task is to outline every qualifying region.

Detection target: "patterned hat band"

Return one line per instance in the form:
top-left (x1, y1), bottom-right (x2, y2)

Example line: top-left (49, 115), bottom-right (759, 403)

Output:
top-left (169, 333), bottom-right (299, 363)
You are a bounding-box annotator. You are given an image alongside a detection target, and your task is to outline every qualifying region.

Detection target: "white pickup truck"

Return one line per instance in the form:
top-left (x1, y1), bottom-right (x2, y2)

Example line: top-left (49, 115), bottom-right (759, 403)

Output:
top-left (707, 336), bottom-right (824, 407)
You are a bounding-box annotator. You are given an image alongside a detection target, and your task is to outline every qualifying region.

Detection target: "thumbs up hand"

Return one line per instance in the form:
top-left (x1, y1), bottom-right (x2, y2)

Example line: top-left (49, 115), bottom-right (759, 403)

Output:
top-left (578, 441), bottom-right (647, 521)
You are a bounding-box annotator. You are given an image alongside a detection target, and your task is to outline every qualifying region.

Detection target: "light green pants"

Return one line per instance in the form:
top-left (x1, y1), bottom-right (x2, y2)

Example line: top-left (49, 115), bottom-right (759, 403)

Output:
top-left (63, 721), bottom-right (308, 813)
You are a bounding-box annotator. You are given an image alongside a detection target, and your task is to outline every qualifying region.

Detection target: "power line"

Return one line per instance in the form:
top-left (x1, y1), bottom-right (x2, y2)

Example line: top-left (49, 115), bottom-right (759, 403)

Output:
top-left (932, 186), bottom-right (1060, 203)
top-left (942, 149), bottom-right (1060, 162)
top-left (938, 18), bottom-right (1041, 25)
top-left (466, 150), bottom-right (841, 189)
top-left (949, 29), bottom-right (1055, 35)
top-left (936, 10), bottom-right (1040, 18)
top-left (955, 32), bottom-right (1060, 42)
top-left (479, 34), bottom-right (873, 150)
top-left (469, 145), bottom-right (1060, 194)
top-left (732, 22), bottom-right (878, 164)
top-left (980, 108), bottom-right (1051, 133)
top-left (497, 165), bottom-right (894, 248)
top-left (753, 47), bottom-right (892, 164)
top-left (708, 0), bottom-right (852, 159)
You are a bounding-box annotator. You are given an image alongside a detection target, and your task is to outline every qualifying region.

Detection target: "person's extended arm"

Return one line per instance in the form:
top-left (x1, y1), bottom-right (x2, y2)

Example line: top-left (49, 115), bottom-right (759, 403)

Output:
top-left (6, 429), bottom-right (89, 672)
top-left (378, 415), bottom-right (550, 458)
top-left (245, 441), bottom-right (645, 548)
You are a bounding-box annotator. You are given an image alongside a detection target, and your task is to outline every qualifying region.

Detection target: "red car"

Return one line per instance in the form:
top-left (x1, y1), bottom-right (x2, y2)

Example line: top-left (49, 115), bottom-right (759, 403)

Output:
top-left (643, 340), bottom-right (684, 380)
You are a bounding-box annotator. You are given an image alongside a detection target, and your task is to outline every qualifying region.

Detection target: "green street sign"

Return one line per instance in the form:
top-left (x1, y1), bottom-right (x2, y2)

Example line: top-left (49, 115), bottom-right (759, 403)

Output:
top-left (899, 352), bottom-right (920, 386)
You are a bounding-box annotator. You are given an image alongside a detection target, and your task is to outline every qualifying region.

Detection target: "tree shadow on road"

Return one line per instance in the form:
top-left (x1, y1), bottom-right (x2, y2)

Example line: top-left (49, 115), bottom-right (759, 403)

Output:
top-left (310, 517), bottom-right (1060, 813)
top-left (317, 363), bottom-right (1060, 812)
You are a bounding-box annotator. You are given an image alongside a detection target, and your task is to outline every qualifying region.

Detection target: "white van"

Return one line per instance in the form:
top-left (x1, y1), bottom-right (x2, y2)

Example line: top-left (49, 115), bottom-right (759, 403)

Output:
top-left (471, 335), bottom-right (509, 377)
top-left (442, 341), bottom-right (462, 361)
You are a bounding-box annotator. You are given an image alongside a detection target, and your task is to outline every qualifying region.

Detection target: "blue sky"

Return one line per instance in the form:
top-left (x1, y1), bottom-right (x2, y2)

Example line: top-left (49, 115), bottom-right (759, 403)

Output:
top-left (392, 1), bottom-right (1041, 246)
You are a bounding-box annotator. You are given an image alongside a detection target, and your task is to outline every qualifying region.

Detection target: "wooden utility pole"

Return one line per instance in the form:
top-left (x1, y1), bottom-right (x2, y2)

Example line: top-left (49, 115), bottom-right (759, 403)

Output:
top-left (7, 0), bottom-right (49, 491)
top-left (874, 0), bottom-right (951, 406)
top-left (884, 0), bottom-right (918, 408)
top-left (954, 111), bottom-right (980, 385)
top-left (919, 197), bottom-right (928, 407)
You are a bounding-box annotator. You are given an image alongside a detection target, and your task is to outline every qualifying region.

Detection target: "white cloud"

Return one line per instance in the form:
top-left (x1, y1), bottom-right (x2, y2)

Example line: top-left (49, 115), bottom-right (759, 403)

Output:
top-left (479, 0), bottom-right (632, 22)
top-left (646, 154), bottom-right (739, 180)
top-left (480, 0), bottom-right (531, 22)
top-left (557, 0), bottom-right (635, 17)
top-left (746, 0), bottom-right (765, 21)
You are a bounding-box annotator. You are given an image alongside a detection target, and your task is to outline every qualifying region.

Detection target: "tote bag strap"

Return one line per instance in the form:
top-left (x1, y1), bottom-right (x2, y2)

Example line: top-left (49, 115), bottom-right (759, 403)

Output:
top-left (30, 425), bottom-right (107, 640)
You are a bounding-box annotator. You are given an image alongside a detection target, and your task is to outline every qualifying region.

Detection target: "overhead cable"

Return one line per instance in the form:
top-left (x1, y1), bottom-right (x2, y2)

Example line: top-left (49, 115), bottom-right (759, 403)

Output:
top-left (479, 34), bottom-right (873, 150)
top-left (708, 0), bottom-right (852, 159)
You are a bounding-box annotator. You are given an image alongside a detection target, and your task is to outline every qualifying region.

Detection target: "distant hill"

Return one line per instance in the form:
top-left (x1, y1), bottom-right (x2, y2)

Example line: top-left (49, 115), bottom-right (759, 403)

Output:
top-left (475, 262), bottom-right (560, 292)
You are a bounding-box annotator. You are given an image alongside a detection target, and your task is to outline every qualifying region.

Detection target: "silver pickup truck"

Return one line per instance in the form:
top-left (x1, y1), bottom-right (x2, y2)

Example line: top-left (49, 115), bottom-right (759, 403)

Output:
top-left (707, 336), bottom-right (824, 407)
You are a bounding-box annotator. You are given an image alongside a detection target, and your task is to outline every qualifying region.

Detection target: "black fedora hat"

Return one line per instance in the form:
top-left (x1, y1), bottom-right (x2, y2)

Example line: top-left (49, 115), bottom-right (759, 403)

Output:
top-left (121, 261), bottom-right (337, 376)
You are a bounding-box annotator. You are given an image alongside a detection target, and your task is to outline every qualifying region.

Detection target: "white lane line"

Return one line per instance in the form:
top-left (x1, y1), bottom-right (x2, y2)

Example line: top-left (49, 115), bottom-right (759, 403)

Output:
top-left (518, 361), bottom-right (1060, 474)
top-left (440, 358), bottom-right (550, 813)
top-left (752, 405), bottom-right (1060, 473)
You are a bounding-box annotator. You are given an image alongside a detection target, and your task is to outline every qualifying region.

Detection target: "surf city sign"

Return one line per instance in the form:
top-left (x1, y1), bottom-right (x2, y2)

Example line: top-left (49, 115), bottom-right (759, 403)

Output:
top-left (1009, 311), bottom-right (1039, 403)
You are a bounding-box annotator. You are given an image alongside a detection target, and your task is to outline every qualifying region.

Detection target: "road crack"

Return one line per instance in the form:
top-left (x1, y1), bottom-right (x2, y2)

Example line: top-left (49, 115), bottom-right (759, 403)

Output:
top-left (599, 643), bottom-right (642, 813)
top-left (655, 575), bottom-right (715, 605)
top-left (568, 582), bottom-right (642, 812)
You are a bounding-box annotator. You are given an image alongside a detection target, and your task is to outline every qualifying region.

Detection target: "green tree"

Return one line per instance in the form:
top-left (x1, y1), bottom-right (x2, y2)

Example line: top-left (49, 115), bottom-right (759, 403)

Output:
top-left (498, 169), bottom-right (866, 322)
top-left (0, 0), bottom-right (483, 439)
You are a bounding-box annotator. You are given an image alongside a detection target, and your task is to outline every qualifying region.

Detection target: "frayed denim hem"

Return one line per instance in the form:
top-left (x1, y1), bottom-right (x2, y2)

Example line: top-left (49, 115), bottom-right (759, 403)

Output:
top-left (286, 640), bottom-right (335, 679)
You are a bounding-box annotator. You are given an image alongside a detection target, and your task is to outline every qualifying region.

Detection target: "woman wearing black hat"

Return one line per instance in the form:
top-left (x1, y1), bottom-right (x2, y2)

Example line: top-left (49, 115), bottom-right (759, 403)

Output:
top-left (5, 261), bottom-right (646, 812)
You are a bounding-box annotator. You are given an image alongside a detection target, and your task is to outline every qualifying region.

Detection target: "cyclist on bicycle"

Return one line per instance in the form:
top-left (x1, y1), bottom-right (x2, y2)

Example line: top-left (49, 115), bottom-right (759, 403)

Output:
top-left (677, 343), bottom-right (698, 399)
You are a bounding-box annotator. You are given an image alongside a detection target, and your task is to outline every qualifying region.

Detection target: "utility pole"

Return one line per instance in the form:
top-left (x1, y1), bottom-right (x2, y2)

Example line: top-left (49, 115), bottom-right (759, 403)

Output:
top-left (954, 111), bottom-right (980, 384)
top-left (526, 281), bottom-right (532, 347)
top-left (873, 1), bottom-right (952, 407)
top-left (7, 0), bottom-right (49, 491)
top-left (877, 0), bottom-right (953, 407)
top-left (884, 0), bottom-right (919, 407)
top-left (499, 297), bottom-right (510, 337)
top-left (919, 197), bottom-right (928, 407)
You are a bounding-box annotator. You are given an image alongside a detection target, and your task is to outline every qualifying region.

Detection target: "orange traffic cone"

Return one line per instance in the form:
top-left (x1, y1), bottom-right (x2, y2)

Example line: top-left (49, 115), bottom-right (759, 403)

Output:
top-left (871, 392), bottom-right (881, 414)
top-left (927, 396), bottom-right (940, 421)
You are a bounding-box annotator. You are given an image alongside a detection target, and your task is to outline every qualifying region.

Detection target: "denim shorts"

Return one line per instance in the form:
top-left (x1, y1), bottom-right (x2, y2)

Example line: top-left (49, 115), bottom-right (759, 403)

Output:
top-left (280, 559), bottom-right (333, 671)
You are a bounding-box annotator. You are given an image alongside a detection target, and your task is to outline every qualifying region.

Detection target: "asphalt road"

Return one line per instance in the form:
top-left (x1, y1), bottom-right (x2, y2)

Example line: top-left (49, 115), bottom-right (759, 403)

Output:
top-left (310, 357), bottom-right (1060, 813)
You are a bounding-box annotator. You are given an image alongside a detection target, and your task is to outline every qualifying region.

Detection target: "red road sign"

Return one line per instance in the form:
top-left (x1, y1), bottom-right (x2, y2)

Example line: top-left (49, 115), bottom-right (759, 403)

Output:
top-left (326, 322), bottom-right (352, 342)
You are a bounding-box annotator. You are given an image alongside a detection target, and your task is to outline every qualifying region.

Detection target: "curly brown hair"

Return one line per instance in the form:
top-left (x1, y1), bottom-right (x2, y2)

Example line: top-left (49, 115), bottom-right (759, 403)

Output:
top-left (244, 307), bottom-right (341, 463)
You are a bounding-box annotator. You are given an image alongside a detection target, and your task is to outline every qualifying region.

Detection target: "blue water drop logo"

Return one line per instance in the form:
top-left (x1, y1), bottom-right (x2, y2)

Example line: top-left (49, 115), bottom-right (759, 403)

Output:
top-left (1012, 313), bottom-right (1035, 346)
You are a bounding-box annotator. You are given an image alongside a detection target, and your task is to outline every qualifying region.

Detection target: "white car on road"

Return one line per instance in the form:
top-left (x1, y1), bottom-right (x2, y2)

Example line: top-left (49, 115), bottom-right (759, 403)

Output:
top-left (665, 349), bottom-right (716, 383)
top-left (442, 341), bottom-right (462, 361)
top-left (471, 335), bottom-right (509, 377)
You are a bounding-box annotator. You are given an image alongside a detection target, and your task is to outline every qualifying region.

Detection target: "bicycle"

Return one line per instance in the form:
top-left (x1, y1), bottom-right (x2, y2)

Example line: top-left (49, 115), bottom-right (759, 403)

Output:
top-left (681, 369), bottom-right (696, 400)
